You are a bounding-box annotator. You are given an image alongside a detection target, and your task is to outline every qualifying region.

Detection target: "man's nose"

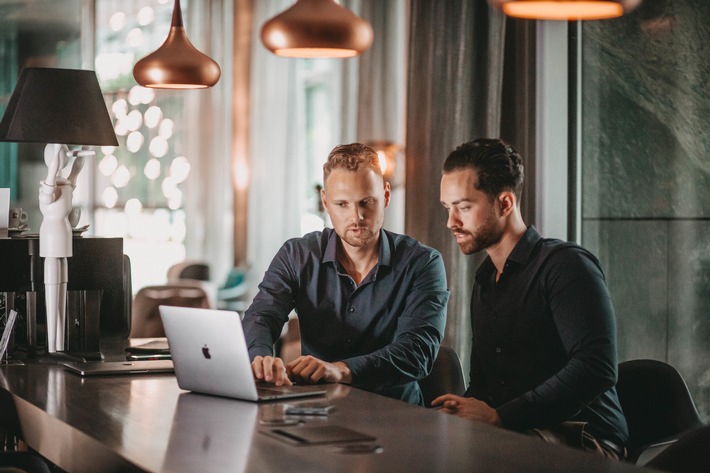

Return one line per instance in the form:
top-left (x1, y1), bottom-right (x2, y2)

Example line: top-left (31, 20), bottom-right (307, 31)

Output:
top-left (447, 210), bottom-right (460, 229)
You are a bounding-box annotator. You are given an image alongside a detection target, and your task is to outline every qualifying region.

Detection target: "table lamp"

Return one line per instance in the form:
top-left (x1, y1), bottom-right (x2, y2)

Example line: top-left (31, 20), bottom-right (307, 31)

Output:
top-left (0, 67), bottom-right (118, 354)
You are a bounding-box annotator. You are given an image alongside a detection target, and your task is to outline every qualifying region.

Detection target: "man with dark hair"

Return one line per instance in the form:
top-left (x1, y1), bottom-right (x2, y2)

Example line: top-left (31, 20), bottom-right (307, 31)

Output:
top-left (434, 138), bottom-right (629, 458)
top-left (243, 143), bottom-right (449, 405)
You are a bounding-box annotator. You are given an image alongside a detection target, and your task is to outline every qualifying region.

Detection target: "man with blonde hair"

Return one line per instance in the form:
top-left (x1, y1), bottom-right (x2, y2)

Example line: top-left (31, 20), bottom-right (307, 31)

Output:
top-left (243, 143), bottom-right (449, 404)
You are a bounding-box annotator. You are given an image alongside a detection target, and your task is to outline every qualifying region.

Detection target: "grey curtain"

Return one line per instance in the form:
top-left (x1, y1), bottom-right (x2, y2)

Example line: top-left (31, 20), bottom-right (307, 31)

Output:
top-left (356, 0), bottom-right (407, 233)
top-left (405, 0), bottom-right (507, 377)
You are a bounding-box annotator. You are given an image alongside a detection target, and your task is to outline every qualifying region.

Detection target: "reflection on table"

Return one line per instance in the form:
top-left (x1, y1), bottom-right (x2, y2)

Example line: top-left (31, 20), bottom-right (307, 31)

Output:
top-left (0, 363), bottom-right (650, 473)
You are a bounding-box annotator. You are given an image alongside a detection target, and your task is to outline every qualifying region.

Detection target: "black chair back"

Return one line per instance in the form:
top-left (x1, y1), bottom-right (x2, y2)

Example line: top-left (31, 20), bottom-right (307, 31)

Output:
top-left (617, 359), bottom-right (703, 462)
top-left (646, 425), bottom-right (710, 473)
top-left (418, 346), bottom-right (466, 407)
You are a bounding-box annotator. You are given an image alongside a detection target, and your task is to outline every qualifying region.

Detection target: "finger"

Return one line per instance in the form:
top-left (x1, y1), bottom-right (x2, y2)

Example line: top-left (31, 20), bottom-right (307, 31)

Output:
top-left (431, 394), bottom-right (455, 406)
top-left (297, 360), bottom-right (320, 381)
top-left (269, 357), bottom-right (288, 386)
top-left (286, 356), bottom-right (307, 379)
top-left (262, 356), bottom-right (275, 382)
top-left (252, 356), bottom-right (265, 380)
top-left (280, 374), bottom-right (294, 386)
top-left (443, 400), bottom-right (460, 411)
top-left (311, 363), bottom-right (334, 383)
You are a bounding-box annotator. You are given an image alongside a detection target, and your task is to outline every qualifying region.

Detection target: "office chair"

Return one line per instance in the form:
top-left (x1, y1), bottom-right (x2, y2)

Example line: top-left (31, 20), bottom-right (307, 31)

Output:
top-left (167, 261), bottom-right (211, 282)
top-left (616, 359), bottom-right (704, 465)
top-left (418, 346), bottom-right (466, 407)
top-left (167, 260), bottom-right (216, 307)
top-left (216, 266), bottom-right (249, 312)
top-left (129, 285), bottom-right (210, 338)
top-left (644, 425), bottom-right (710, 473)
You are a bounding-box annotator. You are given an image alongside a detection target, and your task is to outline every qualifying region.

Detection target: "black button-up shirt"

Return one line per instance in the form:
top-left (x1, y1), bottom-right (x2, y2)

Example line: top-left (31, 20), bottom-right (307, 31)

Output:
top-left (466, 226), bottom-right (629, 446)
top-left (243, 228), bottom-right (449, 405)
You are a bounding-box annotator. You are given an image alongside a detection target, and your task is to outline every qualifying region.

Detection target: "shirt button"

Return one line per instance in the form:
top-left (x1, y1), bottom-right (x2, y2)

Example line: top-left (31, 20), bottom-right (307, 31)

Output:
top-left (500, 380), bottom-right (505, 386)
top-left (349, 307), bottom-right (355, 313)
top-left (495, 347), bottom-right (502, 354)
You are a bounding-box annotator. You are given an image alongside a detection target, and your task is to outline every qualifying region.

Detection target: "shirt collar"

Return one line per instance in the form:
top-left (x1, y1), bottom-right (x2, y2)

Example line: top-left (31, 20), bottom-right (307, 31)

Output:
top-left (475, 226), bottom-right (541, 281)
top-left (506, 225), bottom-right (541, 265)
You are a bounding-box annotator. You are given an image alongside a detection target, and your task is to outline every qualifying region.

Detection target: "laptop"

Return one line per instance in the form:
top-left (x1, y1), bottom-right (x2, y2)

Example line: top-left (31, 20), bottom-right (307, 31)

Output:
top-left (158, 306), bottom-right (327, 402)
top-left (63, 359), bottom-right (175, 376)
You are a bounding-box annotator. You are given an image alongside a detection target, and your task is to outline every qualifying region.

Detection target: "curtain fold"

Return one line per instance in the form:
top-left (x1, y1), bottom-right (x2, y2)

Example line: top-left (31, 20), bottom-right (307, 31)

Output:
top-left (245, 0), bottom-right (310, 299)
top-left (405, 0), bottom-right (507, 377)
top-left (183, 0), bottom-right (235, 288)
top-left (356, 0), bottom-right (407, 233)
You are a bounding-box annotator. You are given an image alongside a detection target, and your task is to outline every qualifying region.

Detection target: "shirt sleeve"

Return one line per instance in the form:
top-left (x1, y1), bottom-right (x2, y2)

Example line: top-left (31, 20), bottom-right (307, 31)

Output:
top-left (496, 248), bottom-right (619, 430)
top-left (340, 250), bottom-right (449, 390)
top-left (242, 242), bottom-right (297, 360)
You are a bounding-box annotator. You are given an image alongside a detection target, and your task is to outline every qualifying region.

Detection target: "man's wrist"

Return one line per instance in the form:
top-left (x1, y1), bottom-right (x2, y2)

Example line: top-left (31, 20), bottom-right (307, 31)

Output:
top-left (334, 361), bottom-right (352, 384)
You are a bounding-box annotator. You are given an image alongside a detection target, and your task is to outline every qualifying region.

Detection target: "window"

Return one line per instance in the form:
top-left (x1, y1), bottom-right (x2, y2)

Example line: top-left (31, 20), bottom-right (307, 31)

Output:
top-left (579, 0), bottom-right (710, 421)
top-left (95, 0), bottom-right (190, 291)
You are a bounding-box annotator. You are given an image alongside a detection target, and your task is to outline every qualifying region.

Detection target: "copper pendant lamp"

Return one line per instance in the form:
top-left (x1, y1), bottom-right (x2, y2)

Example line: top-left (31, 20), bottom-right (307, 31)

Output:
top-left (133, 0), bottom-right (221, 89)
top-left (489, 0), bottom-right (641, 21)
top-left (261, 0), bottom-right (374, 58)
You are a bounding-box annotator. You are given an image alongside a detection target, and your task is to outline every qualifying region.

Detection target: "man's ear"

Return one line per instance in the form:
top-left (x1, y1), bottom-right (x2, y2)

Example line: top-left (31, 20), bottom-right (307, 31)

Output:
top-left (321, 187), bottom-right (328, 212)
top-left (383, 181), bottom-right (391, 208)
top-left (497, 192), bottom-right (516, 217)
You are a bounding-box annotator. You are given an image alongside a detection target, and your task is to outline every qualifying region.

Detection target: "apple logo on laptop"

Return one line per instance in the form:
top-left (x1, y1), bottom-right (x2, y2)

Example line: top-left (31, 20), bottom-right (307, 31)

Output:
top-left (202, 344), bottom-right (212, 359)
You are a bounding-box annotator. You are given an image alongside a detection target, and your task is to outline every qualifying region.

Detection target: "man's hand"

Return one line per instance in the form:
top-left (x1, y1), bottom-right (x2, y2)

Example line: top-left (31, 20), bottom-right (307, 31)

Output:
top-left (431, 394), bottom-right (502, 426)
top-left (286, 355), bottom-right (352, 384)
top-left (251, 355), bottom-right (292, 386)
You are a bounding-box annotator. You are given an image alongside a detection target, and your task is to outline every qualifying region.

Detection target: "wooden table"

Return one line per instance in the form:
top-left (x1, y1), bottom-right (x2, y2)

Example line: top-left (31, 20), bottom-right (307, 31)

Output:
top-left (0, 362), bottom-right (654, 473)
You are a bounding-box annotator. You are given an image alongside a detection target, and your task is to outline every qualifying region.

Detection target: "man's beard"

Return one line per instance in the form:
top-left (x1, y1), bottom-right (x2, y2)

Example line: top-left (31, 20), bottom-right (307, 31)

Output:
top-left (452, 219), bottom-right (502, 255)
top-left (341, 224), bottom-right (377, 248)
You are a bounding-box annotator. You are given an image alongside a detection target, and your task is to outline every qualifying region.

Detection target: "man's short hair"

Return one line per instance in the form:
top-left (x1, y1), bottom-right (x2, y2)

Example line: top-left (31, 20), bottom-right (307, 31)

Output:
top-left (442, 138), bottom-right (524, 200)
top-left (323, 143), bottom-right (382, 184)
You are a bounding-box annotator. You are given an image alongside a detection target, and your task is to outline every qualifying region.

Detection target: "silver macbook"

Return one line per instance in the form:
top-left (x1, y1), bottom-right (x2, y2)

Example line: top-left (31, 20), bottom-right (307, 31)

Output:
top-left (158, 306), bottom-right (327, 402)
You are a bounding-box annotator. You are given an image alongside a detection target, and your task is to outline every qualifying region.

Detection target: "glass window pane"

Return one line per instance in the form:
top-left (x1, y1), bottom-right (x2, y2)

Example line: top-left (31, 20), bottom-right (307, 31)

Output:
top-left (580, 0), bottom-right (710, 421)
top-left (95, 0), bottom-right (190, 290)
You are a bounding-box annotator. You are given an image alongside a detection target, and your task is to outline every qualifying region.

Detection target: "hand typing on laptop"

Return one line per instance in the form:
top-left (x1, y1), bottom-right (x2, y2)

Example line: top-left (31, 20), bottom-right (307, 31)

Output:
top-left (251, 355), bottom-right (292, 386)
top-left (287, 355), bottom-right (352, 384)
top-left (252, 355), bottom-right (352, 386)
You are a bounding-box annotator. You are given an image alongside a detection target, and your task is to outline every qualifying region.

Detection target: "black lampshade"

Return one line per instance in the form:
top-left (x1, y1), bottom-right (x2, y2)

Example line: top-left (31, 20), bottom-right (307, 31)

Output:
top-left (0, 67), bottom-right (118, 147)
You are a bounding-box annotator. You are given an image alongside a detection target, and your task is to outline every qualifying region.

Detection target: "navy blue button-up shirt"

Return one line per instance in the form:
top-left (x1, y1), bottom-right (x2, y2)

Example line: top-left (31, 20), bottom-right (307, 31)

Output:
top-left (243, 228), bottom-right (449, 405)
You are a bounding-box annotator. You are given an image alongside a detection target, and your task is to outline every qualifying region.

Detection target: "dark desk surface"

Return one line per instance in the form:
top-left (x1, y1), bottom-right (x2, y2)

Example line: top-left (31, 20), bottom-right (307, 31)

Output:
top-left (0, 362), bottom-right (653, 473)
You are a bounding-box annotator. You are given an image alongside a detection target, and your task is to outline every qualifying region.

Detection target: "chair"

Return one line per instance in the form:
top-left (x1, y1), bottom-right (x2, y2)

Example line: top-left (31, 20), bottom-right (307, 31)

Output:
top-left (0, 452), bottom-right (52, 473)
top-left (616, 359), bottom-right (704, 465)
top-left (645, 425), bottom-right (710, 473)
top-left (418, 346), bottom-right (466, 407)
top-left (216, 266), bottom-right (249, 312)
top-left (167, 261), bottom-right (216, 308)
top-left (129, 285), bottom-right (210, 338)
top-left (167, 261), bottom-right (211, 282)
